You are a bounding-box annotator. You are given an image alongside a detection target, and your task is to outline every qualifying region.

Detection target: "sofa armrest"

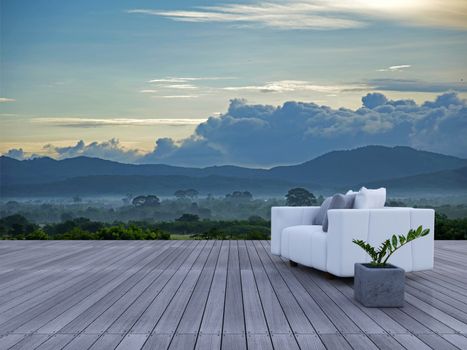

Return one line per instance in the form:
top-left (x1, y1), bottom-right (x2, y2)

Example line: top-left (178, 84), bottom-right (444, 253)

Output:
top-left (271, 206), bottom-right (320, 255)
top-left (326, 208), bottom-right (434, 277)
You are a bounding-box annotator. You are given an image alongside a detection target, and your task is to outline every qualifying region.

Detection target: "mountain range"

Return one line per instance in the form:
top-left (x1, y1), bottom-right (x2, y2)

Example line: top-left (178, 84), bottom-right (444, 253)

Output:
top-left (1, 146), bottom-right (466, 197)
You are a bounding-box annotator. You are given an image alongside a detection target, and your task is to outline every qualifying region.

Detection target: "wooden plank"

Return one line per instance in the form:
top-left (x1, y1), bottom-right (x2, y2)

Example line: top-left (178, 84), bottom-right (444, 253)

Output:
top-left (381, 307), bottom-right (433, 335)
top-left (406, 280), bottom-right (467, 310)
top-left (258, 241), bottom-right (337, 335)
top-left (58, 240), bottom-right (179, 334)
top-left (198, 240), bottom-right (229, 336)
top-left (287, 266), bottom-right (362, 334)
top-left (7, 242), bottom-right (159, 334)
top-left (421, 271), bottom-right (467, 296)
top-left (88, 334), bottom-right (124, 350)
top-left (172, 241), bottom-right (222, 335)
top-left (115, 334), bottom-right (148, 350)
top-left (39, 242), bottom-right (173, 332)
top-left (1, 240), bottom-right (467, 350)
top-left (195, 334), bottom-right (221, 350)
top-left (344, 334), bottom-right (379, 350)
top-left (62, 334), bottom-right (101, 350)
top-left (223, 241), bottom-right (246, 335)
top-left (238, 241), bottom-right (269, 335)
top-left (246, 334), bottom-right (273, 350)
top-left (0, 241), bottom-right (140, 318)
top-left (270, 334), bottom-right (300, 350)
top-left (34, 334), bottom-right (76, 350)
top-left (416, 334), bottom-right (459, 350)
top-left (392, 334), bottom-right (432, 350)
top-left (144, 334), bottom-right (173, 350)
top-left (319, 334), bottom-right (352, 350)
top-left (300, 266), bottom-right (385, 335)
top-left (294, 334), bottom-right (326, 350)
top-left (129, 241), bottom-right (205, 334)
top-left (331, 279), bottom-right (408, 335)
top-left (0, 260), bottom-right (132, 333)
top-left (0, 334), bottom-right (27, 349)
top-left (252, 241), bottom-right (316, 335)
top-left (441, 334), bottom-right (467, 349)
top-left (221, 334), bottom-right (247, 350)
top-left (0, 243), bottom-right (114, 298)
top-left (367, 334), bottom-right (405, 350)
top-left (9, 334), bottom-right (50, 350)
top-left (399, 303), bottom-right (456, 334)
top-left (104, 242), bottom-right (200, 334)
top-left (151, 241), bottom-right (214, 336)
top-left (408, 273), bottom-right (467, 299)
top-left (245, 241), bottom-right (294, 335)
top-left (403, 293), bottom-right (467, 333)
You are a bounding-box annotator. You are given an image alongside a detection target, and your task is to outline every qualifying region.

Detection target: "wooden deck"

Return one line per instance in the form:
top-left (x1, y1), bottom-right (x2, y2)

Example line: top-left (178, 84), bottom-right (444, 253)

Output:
top-left (0, 241), bottom-right (466, 350)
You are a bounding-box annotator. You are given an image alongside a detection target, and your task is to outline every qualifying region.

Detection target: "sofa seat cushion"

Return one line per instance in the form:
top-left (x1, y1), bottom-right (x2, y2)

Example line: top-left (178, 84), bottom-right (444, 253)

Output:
top-left (284, 225), bottom-right (327, 271)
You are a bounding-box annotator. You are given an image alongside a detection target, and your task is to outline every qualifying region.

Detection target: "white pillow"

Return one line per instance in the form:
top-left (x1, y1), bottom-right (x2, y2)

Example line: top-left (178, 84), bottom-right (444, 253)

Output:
top-left (353, 187), bottom-right (386, 209)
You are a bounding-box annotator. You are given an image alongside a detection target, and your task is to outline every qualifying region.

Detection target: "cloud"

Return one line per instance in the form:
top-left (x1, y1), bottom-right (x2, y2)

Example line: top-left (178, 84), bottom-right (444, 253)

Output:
top-left (143, 78), bottom-right (466, 96)
top-left (3, 148), bottom-right (25, 160)
top-left (378, 64), bottom-right (411, 72)
top-left (142, 92), bottom-right (467, 166)
top-left (8, 93), bottom-right (467, 166)
top-left (140, 89), bottom-right (159, 93)
top-left (148, 77), bottom-right (233, 83)
top-left (153, 95), bottom-right (200, 99)
top-left (362, 93), bottom-right (388, 109)
top-left (0, 97), bottom-right (16, 103)
top-left (163, 84), bottom-right (198, 90)
top-left (33, 117), bottom-right (207, 128)
top-left (142, 76), bottom-right (235, 99)
top-left (128, 4), bottom-right (365, 30)
top-left (128, 0), bottom-right (467, 30)
top-left (368, 78), bottom-right (467, 93)
top-left (42, 139), bottom-right (142, 163)
top-left (223, 80), bottom-right (367, 93)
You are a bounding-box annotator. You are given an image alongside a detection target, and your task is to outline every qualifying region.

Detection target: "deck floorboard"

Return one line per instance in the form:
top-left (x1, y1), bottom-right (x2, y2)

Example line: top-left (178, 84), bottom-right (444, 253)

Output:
top-left (0, 240), bottom-right (466, 349)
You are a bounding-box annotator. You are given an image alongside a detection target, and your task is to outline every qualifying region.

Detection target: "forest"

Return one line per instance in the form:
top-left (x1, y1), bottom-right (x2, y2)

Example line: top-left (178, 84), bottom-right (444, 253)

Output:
top-left (1, 188), bottom-right (466, 240)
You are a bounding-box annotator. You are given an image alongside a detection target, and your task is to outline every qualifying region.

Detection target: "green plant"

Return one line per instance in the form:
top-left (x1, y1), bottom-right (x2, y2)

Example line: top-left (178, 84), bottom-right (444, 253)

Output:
top-left (352, 225), bottom-right (430, 267)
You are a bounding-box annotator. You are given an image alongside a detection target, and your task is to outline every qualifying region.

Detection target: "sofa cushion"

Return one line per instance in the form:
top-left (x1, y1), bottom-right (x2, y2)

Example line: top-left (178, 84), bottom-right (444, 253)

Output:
top-left (353, 187), bottom-right (386, 209)
top-left (344, 192), bottom-right (357, 208)
top-left (323, 193), bottom-right (351, 232)
top-left (313, 196), bottom-right (332, 225)
top-left (287, 225), bottom-right (327, 270)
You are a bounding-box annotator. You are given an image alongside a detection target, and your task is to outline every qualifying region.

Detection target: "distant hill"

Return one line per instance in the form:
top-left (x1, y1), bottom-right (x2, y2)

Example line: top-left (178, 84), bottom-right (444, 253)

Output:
top-left (268, 146), bottom-right (467, 186)
top-left (0, 155), bottom-right (267, 185)
top-left (1, 145), bottom-right (466, 197)
top-left (1, 175), bottom-right (298, 197)
top-left (364, 166), bottom-right (467, 194)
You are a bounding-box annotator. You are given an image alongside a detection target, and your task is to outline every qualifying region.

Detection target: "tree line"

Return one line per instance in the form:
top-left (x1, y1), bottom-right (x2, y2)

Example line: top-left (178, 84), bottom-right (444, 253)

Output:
top-left (0, 214), bottom-right (270, 240)
top-left (1, 212), bottom-right (465, 240)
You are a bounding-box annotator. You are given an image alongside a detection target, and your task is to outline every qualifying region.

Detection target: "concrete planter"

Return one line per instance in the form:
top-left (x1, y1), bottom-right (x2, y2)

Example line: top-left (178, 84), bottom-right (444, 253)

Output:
top-left (354, 263), bottom-right (405, 307)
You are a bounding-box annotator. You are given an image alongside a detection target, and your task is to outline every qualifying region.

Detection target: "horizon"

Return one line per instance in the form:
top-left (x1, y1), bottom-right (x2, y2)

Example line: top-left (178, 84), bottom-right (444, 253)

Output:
top-left (1, 0), bottom-right (467, 167)
top-left (3, 144), bottom-right (467, 168)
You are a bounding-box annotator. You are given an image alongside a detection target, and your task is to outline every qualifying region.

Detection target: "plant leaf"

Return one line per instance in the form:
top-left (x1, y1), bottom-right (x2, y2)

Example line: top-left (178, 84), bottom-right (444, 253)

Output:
top-left (398, 235), bottom-right (406, 245)
top-left (392, 235), bottom-right (398, 249)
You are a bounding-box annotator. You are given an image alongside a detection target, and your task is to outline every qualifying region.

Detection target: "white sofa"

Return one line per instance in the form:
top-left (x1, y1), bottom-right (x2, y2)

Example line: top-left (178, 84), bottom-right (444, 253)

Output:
top-left (271, 206), bottom-right (434, 277)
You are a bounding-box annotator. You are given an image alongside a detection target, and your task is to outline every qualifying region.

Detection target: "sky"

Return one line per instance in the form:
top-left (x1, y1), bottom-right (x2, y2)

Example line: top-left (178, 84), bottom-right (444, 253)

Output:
top-left (1, 0), bottom-right (466, 167)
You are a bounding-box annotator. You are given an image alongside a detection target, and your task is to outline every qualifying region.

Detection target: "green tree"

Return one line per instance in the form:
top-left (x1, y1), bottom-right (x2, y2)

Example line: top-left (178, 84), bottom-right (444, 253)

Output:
top-left (132, 195), bottom-right (160, 207)
top-left (185, 189), bottom-right (199, 200)
top-left (285, 188), bottom-right (316, 206)
top-left (0, 214), bottom-right (37, 237)
top-left (26, 230), bottom-right (48, 240)
top-left (176, 214), bottom-right (200, 222)
top-left (225, 191), bottom-right (253, 201)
